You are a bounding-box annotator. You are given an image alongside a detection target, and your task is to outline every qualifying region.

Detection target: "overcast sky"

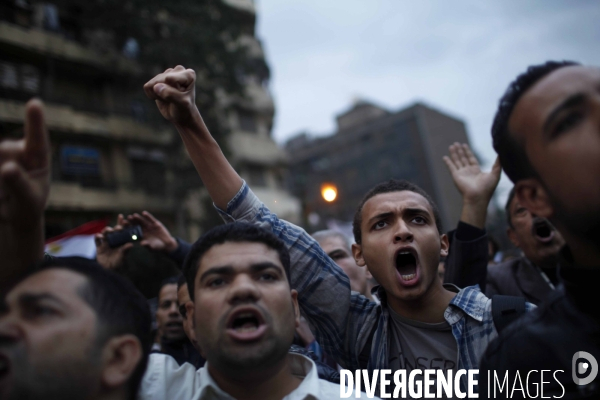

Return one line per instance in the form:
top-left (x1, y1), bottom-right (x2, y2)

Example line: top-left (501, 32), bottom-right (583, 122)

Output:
top-left (255, 0), bottom-right (600, 204)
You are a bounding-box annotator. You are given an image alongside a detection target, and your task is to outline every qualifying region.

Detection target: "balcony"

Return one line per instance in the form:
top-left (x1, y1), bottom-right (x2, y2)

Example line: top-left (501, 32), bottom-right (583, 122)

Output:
top-left (0, 21), bottom-right (141, 75)
top-left (48, 182), bottom-right (174, 212)
top-left (222, 0), bottom-right (256, 14)
top-left (0, 99), bottom-right (172, 144)
top-left (229, 131), bottom-right (287, 166)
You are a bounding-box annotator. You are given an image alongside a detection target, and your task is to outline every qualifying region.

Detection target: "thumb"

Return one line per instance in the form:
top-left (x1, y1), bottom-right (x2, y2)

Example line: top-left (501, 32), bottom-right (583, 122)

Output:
top-left (491, 156), bottom-right (502, 179)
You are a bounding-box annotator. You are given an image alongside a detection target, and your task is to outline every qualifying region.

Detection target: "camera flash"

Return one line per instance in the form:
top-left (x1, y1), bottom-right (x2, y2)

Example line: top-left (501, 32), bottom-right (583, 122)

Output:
top-left (132, 235), bottom-right (138, 240)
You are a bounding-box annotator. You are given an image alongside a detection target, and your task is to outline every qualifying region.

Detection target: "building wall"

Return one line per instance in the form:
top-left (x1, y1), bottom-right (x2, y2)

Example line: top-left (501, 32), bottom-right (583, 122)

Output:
top-left (0, 0), bottom-right (301, 238)
top-left (286, 101), bottom-right (472, 232)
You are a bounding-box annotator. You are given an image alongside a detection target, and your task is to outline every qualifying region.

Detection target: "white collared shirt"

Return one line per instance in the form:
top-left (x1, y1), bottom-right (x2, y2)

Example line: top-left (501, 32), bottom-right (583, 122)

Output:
top-left (138, 352), bottom-right (348, 400)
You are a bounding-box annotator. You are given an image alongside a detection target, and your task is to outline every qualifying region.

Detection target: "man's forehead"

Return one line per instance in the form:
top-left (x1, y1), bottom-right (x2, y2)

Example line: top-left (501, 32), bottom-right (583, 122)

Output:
top-left (159, 284), bottom-right (178, 300)
top-left (362, 190), bottom-right (433, 218)
top-left (510, 66), bottom-right (600, 139)
top-left (318, 235), bottom-right (349, 253)
top-left (9, 268), bottom-right (87, 304)
top-left (199, 241), bottom-right (282, 271)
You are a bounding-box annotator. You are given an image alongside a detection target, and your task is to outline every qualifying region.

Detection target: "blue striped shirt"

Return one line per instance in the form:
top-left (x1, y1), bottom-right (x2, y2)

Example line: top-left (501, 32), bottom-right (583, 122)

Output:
top-left (216, 182), bottom-right (534, 390)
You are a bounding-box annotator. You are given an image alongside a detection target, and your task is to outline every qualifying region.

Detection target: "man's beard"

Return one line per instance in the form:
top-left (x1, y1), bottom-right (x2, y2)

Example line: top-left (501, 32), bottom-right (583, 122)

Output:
top-left (2, 345), bottom-right (98, 400)
top-left (214, 333), bottom-right (290, 372)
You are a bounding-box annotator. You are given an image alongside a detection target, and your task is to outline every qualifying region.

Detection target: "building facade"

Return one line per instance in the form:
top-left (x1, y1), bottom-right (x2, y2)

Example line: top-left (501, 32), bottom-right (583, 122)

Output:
top-left (0, 0), bottom-right (300, 241)
top-left (285, 100), bottom-right (472, 233)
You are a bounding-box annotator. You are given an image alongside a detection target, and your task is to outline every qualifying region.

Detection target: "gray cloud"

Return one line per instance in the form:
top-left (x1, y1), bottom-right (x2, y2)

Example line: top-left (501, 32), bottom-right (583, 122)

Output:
top-left (256, 0), bottom-right (600, 203)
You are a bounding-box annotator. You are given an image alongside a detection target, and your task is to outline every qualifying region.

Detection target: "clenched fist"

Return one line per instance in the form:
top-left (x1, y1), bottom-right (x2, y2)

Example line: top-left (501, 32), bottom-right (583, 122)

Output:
top-left (143, 65), bottom-right (200, 128)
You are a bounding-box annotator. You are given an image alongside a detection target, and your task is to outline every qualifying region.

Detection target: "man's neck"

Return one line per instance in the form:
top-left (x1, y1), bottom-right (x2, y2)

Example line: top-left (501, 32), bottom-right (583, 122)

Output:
top-left (208, 354), bottom-right (302, 400)
top-left (387, 281), bottom-right (456, 323)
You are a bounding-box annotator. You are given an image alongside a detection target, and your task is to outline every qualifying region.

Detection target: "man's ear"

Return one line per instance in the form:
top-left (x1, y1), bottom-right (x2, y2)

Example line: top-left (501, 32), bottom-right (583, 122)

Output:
top-left (507, 227), bottom-right (520, 248)
top-left (515, 179), bottom-right (554, 218)
top-left (100, 335), bottom-right (142, 390)
top-left (290, 289), bottom-right (300, 329)
top-left (439, 233), bottom-right (449, 257)
top-left (352, 243), bottom-right (366, 267)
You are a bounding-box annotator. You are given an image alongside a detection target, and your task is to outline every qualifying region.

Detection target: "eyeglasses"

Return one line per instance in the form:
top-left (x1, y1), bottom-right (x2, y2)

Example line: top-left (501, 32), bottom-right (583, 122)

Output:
top-left (178, 304), bottom-right (187, 318)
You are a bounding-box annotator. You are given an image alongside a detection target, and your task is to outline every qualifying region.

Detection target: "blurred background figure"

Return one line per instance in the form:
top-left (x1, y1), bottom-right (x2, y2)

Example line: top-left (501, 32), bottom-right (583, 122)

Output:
top-left (485, 188), bottom-right (565, 305)
top-left (153, 276), bottom-right (204, 367)
top-left (311, 229), bottom-right (374, 301)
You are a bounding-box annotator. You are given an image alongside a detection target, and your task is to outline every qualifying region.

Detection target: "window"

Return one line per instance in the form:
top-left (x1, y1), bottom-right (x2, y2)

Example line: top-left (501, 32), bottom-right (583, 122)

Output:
top-left (247, 165), bottom-right (266, 187)
top-left (238, 110), bottom-right (257, 133)
top-left (58, 145), bottom-right (105, 188)
top-left (0, 62), bottom-right (19, 89)
top-left (128, 147), bottom-right (167, 195)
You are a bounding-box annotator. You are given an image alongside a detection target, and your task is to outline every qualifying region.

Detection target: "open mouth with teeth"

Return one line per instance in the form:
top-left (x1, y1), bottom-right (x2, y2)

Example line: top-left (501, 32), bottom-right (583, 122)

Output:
top-left (226, 309), bottom-right (267, 342)
top-left (532, 219), bottom-right (555, 243)
top-left (165, 321), bottom-right (183, 331)
top-left (395, 250), bottom-right (419, 285)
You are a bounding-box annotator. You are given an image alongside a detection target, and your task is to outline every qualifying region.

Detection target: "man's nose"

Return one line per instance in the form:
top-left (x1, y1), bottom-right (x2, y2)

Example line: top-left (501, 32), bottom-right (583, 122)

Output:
top-left (227, 275), bottom-right (261, 305)
top-left (0, 315), bottom-right (21, 347)
top-left (394, 220), bottom-right (413, 243)
top-left (168, 303), bottom-right (181, 317)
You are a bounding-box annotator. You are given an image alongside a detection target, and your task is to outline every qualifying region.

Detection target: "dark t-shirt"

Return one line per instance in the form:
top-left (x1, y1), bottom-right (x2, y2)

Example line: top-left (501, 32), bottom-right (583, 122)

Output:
top-left (388, 306), bottom-right (458, 398)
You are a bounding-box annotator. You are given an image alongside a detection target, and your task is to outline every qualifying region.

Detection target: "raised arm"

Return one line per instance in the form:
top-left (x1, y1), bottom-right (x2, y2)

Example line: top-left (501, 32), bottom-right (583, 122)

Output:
top-left (442, 143), bottom-right (501, 288)
top-left (0, 99), bottom-right (50, 293)
top-left (143, 66), bottom-right (377, 368)
top-left (143, 66), bottom-right (242, 209)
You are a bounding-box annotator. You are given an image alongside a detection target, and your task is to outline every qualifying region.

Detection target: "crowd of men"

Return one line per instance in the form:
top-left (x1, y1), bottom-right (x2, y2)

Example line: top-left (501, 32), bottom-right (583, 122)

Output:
top-left (0, 60), bottom-right (598, 400)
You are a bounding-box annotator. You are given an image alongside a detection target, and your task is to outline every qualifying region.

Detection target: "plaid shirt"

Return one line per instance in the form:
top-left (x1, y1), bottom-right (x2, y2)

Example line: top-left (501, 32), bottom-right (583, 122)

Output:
top-left (216, 182), bottom-right (534, 390)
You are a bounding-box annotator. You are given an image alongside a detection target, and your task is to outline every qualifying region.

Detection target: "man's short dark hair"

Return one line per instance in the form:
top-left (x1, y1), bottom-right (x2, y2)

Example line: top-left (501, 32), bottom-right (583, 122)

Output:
top-left (352, 179), bottom-right (443, 244)
top-left (491, 60), bottom-right (580, 183)
top-left (36, 257), bottom-right (151, 400)
top-left (183, 222), bottom-right (291, 301)
top-left (158, 275), bottom-right (181, 299)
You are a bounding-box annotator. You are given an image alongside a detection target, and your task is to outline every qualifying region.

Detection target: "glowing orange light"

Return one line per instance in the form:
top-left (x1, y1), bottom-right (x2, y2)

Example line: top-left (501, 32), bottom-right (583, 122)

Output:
top-left (321, 184), bottom-right (338, 202)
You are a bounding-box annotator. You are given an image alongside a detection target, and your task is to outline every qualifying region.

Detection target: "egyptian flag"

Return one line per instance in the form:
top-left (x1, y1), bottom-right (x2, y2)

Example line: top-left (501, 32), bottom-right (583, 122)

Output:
top-left (45, 220), bottom-right (107, 259)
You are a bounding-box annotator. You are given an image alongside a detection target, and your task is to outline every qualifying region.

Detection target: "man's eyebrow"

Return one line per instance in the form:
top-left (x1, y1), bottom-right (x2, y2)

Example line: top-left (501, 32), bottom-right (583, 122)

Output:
top-left (543, 93), bottom-right (585, 136)
top-left (18, 292), bottom-right (67, 308)
top-left (199, 262), bottom-right (284, 281)
top-left (404, 207), bottom-right (431, 216)
top-left (367, 212), bottom-right (393, 225)
top-left (327, 249), bottom-right (345, 257)
top-left (199, 265), bottom-right (234, 282)
top-left (249, 262), bottom-right (284, 275)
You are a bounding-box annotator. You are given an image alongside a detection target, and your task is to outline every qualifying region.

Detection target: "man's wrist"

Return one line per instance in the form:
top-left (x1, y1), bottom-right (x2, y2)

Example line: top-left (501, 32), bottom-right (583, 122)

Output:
top-left (461, 195), bottom-right (492, 207)
top-left (164, 236), bottom-right (179, 253)
top-left (174, 107), bottom-right (205, 133)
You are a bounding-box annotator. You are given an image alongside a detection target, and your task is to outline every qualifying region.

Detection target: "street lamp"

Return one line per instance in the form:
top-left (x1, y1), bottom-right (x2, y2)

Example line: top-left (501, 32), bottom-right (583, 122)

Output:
top-left (321, 183), bottom-right (337, 202)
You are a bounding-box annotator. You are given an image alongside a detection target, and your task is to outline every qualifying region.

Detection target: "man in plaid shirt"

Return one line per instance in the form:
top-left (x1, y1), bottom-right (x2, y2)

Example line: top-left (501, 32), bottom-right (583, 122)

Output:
top-left (144, 65), bottom-right (533, 395)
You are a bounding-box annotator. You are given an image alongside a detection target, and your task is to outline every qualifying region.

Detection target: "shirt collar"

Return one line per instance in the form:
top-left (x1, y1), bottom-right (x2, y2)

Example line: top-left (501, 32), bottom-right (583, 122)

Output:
top-left (447, 285), bottom-right (487, 322)
top-left (197, 353), bottom-right (321, 400)
top-left (374, 283), bottom-right (486, 322)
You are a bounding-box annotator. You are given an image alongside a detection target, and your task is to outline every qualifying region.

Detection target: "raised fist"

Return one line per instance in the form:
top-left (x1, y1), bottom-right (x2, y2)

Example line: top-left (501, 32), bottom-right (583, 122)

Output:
top-left (143, 65), bottom-right (199, 127)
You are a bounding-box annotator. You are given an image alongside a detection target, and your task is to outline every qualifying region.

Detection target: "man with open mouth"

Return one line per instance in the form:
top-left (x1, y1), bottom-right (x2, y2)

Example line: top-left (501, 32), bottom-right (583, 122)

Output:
top-left (142, 65), bottom-right (534, 396)
top-left (480, 61), bottom-right (600, 398)
top-left (483, 187), bottom-right (565, 305)
top-left (138, 222), bottom-right (353, 400)
top-left (0, 101), bottom-right (156, 400)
